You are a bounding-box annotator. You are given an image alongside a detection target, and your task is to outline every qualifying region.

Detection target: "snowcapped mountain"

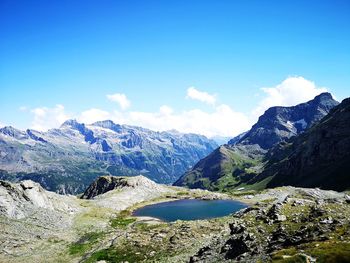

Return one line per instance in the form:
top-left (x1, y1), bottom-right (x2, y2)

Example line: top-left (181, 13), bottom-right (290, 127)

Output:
top-left (0, 120), bottom-right (217, 194)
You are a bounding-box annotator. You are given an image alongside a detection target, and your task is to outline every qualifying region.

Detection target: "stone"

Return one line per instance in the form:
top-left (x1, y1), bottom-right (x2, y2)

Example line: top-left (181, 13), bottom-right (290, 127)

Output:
top-left (20, 180), bottom-right (36, 190)
top-left (276, 214), bottom-right (287, 222)
top-left (229, 222), bottom-right (245, 235)
top-left (222, 238), bottom-right (250, 259)
top-left (320, 216), bottom-right (333, 224)
top-left (345, 195), bottom-right (350, 204)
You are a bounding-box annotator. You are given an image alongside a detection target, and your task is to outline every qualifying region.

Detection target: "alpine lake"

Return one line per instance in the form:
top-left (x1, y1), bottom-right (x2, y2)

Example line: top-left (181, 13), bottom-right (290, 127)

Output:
top-left (133, 199), bottom-right (248, 222)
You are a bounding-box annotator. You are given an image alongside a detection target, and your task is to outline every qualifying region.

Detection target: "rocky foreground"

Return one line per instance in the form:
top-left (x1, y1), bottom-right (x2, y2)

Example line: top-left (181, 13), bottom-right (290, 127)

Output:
top-left (191, 187), bottom-right (350, 262)
top-left (0, 176), bottom-right (350, 262)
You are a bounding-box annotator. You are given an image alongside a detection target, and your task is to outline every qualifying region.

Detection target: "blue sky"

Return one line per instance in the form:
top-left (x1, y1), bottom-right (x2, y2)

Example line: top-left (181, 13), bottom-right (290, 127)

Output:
top-left (1, 0), bottom-right (349, 137)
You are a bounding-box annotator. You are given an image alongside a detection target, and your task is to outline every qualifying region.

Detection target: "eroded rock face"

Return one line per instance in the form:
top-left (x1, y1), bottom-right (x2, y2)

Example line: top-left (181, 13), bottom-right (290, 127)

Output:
top-left (0, 180), bottom-right (52, 219)
top-left (81, 176), bottom-right (131, 199)
top-left (0, 180), bottom-right (79, 219)
top-left (80, 175), bottom-right (175, 212)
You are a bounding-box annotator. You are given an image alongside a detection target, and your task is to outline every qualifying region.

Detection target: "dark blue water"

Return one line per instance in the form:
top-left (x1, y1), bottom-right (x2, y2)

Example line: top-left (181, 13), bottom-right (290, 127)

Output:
top-left (132, 199), bottom-right (248, 222)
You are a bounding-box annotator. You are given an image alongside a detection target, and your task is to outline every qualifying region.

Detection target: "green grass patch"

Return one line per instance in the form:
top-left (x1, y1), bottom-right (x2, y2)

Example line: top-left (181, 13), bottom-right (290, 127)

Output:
top-left (272, 241), bottom-right (350, 263)
top-left (306, 241), bottom-right (350, 263)
top-left (272, 254), bottom-right (308, 263)
top-left (176, 191), bottom-right (189, 196)
top-left (69, 231), bottom-right (105, 255)
top-left (229, 190), bottom-right (257, 196)
top-left (84, 247), bottom-right (120, 263)
top-left (110, 216), bottom-right (136, 229)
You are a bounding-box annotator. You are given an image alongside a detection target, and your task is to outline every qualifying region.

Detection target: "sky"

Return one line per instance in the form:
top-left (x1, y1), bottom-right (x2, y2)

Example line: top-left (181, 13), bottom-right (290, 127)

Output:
top-left (1, 0), bottom-right (349, 137)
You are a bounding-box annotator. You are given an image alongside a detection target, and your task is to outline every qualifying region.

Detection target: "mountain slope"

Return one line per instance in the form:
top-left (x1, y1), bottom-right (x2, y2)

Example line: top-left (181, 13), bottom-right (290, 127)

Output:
top-left (254, 97), bottom-right (350, 191)
top-left (174, 144), bottom-right (264, 191)
top-left (0, 120), bottom-right (217, 194)
top-left (174, 93), bottom-right (339, 190)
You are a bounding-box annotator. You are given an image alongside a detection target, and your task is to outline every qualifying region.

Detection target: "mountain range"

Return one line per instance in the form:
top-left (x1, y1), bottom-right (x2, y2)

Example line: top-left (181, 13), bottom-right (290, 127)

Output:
top-left (0, 120), bottom-right (217, 194)
top-left (174, 92), bottom-right (348, 191)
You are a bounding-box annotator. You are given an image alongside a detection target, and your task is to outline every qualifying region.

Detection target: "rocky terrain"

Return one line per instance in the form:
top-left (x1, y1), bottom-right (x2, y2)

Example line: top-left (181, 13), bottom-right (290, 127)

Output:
top-left (0, 179), bottom-right (81, 262)
top-left (1, 175), bottom-right (350, 263)
top-left (175, 93), bottom-right (350, 192)
top-left (190, 187), bottom-right (350, 262)
top-left (0, 120), bottom-right (217, 194)
top-left (0, 175), bottom-right (228, 263)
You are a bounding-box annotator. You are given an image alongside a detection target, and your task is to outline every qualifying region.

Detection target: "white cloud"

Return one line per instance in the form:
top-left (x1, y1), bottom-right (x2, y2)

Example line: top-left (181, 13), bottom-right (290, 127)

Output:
top-left (159, 105), bottom-right (174, 115)
top-left (24, 77), bottom-right (329, 137)
top-left (186, 87), bottom-right (216, 105)
top-left (23, 88), bottom-right (251, 137)
top-left (30, 104), bottom-right (71, 131)
top-left (102, 104), bottom-right (249, 138)
top-left (78, 108), bottom-right (111, 124)
top-left (253, 76), bottom-right (328, 117)
top-left (106, 93), bottom-right (131, 110)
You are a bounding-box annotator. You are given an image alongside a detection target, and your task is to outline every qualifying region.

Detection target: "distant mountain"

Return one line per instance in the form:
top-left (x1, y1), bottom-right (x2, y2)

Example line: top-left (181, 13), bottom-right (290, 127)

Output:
top-left (227, 132), bottom-right (247, 145)
top-left (253, 97), bottom-right (350, 191)
top-left (174, 93), bottom-right (340, 191)
top-left (210, 136), bottom-right (232, 145)
top-left (0, 120), bottom-right (217, 194)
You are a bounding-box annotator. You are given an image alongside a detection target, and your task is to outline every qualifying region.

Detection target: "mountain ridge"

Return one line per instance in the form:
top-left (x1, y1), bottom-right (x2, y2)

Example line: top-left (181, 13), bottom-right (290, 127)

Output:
top-left (0, 120), bottom-right (217, 194)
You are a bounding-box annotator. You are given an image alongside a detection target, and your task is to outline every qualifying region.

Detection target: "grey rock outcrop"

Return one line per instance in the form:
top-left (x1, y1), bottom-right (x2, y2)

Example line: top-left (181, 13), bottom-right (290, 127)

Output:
top-left (0, 180), bottom-right (79, 219)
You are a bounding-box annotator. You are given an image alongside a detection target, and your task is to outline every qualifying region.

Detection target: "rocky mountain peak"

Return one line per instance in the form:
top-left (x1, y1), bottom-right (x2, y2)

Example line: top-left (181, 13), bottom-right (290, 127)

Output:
top-left (313, 92), bottom-right (334, 102)
top-left (0, 126), bottom-right (27, 139)
top-left (60, 119), bottom-right (97, 144)
top-left (92, 120), bottom-right (122, 131)
top-left (237, 93), bottom-right (339, 149)
top-left (60, 119), bottom-right (85, 130)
